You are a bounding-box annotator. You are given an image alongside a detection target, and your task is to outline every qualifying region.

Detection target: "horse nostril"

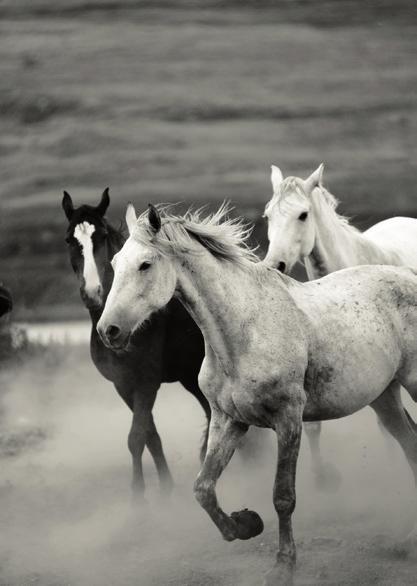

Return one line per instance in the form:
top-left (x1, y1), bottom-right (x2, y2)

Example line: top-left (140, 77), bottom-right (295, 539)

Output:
top-left (106, 324), bottom-right (121, 342)
top-left (277, 262), bottom-right (286, 273)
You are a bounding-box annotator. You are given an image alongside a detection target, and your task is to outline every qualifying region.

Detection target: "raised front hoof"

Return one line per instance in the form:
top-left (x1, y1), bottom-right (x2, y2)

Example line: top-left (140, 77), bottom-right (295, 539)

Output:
top-left (230, 508), bottom-right (264, 540)
top-left (314, 462), bottom-right (342, 493)
top-left (263, 563), bottom-right (294, 586)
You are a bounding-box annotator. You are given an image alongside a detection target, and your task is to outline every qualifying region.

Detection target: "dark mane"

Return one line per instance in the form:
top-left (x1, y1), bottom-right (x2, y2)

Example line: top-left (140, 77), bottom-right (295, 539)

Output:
top-left (106, 220), bottom-right (126, 252)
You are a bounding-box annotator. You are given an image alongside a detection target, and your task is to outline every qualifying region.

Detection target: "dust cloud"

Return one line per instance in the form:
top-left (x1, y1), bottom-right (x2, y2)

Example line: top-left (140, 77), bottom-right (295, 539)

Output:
top-left (0, 345), bottom-right (417, 585)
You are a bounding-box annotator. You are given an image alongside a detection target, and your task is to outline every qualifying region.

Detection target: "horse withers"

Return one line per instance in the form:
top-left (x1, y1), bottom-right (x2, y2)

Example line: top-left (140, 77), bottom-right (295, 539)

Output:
top-left (62, 189), bottom-right (210, 500)
top-left (98, 203), bottom-right (417, 585)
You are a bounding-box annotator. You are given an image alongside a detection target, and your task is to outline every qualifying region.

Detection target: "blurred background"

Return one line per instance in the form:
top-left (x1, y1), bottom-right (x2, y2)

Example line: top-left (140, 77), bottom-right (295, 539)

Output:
top-left (1, 2), bottom-right (417, 585)
top-left (1, 0), bottom-right (417, 319)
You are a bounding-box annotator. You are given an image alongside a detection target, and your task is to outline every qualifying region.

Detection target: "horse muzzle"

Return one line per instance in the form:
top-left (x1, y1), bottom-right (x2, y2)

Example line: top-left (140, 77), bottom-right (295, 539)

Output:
top-left (97, 321), bottom-right (131, 351)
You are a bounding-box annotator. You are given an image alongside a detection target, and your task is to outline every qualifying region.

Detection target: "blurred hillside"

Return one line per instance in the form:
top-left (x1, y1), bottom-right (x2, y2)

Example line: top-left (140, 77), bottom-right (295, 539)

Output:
top-left (1, 1), bottom-right (417, 318)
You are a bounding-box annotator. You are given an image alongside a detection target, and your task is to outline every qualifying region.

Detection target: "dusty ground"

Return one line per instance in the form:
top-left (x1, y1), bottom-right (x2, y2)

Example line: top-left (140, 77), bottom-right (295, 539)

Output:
top-left (0, 345), bottom-right (417, 585)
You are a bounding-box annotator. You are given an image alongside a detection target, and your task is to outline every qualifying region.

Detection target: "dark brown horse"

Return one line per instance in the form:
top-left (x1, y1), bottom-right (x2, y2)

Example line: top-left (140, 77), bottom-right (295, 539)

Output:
top-left (62, 189), bottom-right (209, 499)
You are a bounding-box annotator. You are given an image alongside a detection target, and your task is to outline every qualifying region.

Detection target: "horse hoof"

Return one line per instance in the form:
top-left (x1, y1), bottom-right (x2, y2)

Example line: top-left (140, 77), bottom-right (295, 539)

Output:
top-left (230, 508), bottom-right (264, 540)
top-left (263, 564), bottom-right (294, 586)
top-left (159, 477), bottom-right (174, 500)
top-left (315, 462), bottom-right (342, 493)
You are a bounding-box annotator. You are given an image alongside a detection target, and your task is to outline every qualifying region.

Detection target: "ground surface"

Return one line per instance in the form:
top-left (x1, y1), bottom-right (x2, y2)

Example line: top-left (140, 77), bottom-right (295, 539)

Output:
top-left (1, 2), bottom-right (417, 316)
top-left (0, 344), bottom-right (417, 585)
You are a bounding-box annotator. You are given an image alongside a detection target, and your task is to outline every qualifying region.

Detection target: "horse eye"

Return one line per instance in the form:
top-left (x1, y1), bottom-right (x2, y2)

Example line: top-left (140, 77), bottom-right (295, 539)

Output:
top-left (139, 262), bottom-right (151, 271)
top-left (298, 212), bottom-right (308, 221)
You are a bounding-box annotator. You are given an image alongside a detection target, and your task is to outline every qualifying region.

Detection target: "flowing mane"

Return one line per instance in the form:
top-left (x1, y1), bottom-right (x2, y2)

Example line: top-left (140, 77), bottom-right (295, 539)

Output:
top-left (267, 176), bottom-right (359, 238)
top-left (310, 184), bottom-right (359, 237)
top-left (133, 203), bottom-right (259, 268)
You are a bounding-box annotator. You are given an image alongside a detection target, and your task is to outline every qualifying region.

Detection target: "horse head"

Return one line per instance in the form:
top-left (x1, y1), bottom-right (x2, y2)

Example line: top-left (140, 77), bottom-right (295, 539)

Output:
top-left (62, 188), bottom-right (122, 312)
top-left (263, 165), bottom-right (324, 274)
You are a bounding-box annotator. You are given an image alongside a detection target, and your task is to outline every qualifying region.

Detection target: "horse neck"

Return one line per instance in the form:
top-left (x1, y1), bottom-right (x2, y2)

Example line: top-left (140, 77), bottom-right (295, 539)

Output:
top-left (102, 223), bottom-right (125, 294)
top-left (88, 222), bottom-right (125, 326)
top-left (173, 249), bottom-right (265, 376)
top-left (306, 188), bottom-right (386, 278)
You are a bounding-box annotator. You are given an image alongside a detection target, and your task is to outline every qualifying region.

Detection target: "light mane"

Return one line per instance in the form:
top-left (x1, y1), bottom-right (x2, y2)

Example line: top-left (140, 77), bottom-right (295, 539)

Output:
top-left (266, 176), bottom-right (359, 238)
top-left (133, 203), bottom-right (260, 269)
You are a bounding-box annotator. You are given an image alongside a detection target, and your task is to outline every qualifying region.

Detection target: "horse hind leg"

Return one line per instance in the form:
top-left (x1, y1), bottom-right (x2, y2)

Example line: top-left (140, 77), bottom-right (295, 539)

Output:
top-left (371, 381), bottom-right (417, 549)
top-left (304, 421), bottom-right (342, 492)
top-left (371, 381), bottom-right (417, 485)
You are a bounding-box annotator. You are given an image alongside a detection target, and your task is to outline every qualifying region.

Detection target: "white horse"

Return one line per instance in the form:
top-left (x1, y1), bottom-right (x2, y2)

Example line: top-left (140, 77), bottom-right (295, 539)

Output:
top-left (263, 165), bottom-right (417, 489)
top-left (97, 204), bottom-right (417, 586)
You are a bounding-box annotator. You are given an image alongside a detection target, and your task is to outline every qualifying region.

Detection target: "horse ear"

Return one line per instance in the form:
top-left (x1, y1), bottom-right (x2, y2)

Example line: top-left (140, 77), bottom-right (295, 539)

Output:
top-left (271, 165), bottom-right (284, 194)
top-left (62, 191), bottom-right (74, 220)
top-left (148, 204), bottom-right (161, 234)
top-left (125, 203), bottom-right (137, 235)
top-left (96, 187), bottom-right (110, 217)
top-left (0, 285), bottom-right (12, 318)
top-left (304, 163), bottom-right (324, 194)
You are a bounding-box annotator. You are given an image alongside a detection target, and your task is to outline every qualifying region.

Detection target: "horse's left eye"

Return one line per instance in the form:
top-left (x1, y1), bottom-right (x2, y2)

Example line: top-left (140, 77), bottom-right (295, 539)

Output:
top-left (139, 262), bottom-right (151, 271)
top-left (298, 212), bottom-right (308, 221)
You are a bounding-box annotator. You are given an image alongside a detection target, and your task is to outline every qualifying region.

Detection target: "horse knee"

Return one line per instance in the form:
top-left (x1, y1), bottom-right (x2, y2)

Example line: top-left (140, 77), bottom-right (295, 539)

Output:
top-left (127, 427), bottom-right (147, 456)
top-left (274, 494), bottom-right (296, 518)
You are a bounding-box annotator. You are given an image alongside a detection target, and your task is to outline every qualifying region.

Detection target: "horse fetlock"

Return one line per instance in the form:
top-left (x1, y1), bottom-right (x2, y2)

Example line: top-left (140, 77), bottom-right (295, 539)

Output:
top-left (159, 472), bottom-right (174, 497)
top-left (276, 549), bottom-right (296, 566)
top-left (230, 508), bottom-right (264, 540)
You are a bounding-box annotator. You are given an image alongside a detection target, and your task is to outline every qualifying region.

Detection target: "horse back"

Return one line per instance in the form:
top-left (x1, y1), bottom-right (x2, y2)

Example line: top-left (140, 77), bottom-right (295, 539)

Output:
top-left (296, 265), bottom-right (417, 419)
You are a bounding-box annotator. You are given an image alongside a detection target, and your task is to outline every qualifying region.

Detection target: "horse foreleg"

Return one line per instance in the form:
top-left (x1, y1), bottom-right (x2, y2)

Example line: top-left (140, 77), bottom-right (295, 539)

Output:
top-left (265, 397), bottom-right (304, 586)
top-left (304, 421), bottom-right (342, 492)
top-left (194, 409), bottom-right (263, 541)
top-left (146, 414), bottom-right (174, 497)
top-left (127, 388), bottom-right (169, 501)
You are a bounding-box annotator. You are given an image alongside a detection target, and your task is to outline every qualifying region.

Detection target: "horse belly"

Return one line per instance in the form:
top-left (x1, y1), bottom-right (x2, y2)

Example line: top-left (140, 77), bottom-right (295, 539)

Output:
top-left (304, 322), bottom-right (400, 421)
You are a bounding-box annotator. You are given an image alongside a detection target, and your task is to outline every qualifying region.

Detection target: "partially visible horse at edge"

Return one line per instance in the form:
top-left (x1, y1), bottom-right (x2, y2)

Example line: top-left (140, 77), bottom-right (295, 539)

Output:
top-left (62, 189), bottom-right (210, 500)
top-left (98, 203), bottom-right (417, 585)
top-left (263, 164), bottom-right (417, 490)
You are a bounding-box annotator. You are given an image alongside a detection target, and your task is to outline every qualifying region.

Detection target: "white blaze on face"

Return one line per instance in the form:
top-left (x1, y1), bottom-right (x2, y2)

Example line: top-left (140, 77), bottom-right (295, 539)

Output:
top-left (74, 221), bottom-right (102, 303)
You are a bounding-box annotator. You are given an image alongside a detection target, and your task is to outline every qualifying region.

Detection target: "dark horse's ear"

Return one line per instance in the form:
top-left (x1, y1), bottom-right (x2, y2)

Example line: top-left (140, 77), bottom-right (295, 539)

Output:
top-left (148, 203), bottom-right (161, 234)
top-left (62, 191), bottom-right (74, 220)
top-left (0, 285), bottom-right (12, 318)
top-left (96, 187), bottom-right (110, 217)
